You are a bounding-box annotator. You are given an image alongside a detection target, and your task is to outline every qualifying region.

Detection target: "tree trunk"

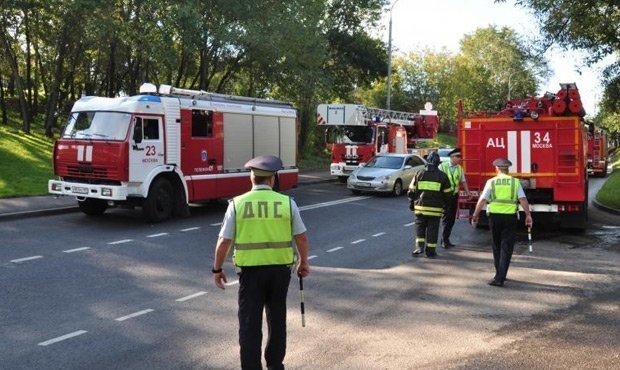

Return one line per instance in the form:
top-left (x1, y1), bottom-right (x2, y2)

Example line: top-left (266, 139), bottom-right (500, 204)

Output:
top-left (0, 70), bottom-right (7, 125)
top-left (1, 29), bottom-right (31, 133)
top-left (25, 9), bottom-right (34, 122)
top-left (44, 24), bottom-right (70, 137)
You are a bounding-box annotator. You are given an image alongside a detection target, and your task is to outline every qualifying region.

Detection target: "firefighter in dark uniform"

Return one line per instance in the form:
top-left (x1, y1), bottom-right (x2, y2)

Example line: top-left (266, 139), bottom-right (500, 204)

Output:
top-left (212, 155), bottom-right (311, 370)
top-left (439, 148), bottom-right (470, 248)
top-left (471, 158), bottom-right (533, 287)
top-left (408, 152), bottom-right (452, 258)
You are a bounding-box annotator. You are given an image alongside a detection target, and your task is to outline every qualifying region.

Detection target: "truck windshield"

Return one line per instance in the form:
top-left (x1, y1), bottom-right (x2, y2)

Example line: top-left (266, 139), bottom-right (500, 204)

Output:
top-left (365, 156), bottom-right (404, 169)
top-left (326, 125), bottom-right (374, 144)
top-left (62, 111), bottom-right (132, 141)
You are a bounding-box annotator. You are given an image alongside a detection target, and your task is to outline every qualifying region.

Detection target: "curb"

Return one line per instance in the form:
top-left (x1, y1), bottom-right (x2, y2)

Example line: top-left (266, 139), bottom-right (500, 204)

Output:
top-left (0, 206), bottom-right (80, 222)
top-left (0, 178), bottom-right (337, 222)
top-left (593, 198), bottom-right (620, 216)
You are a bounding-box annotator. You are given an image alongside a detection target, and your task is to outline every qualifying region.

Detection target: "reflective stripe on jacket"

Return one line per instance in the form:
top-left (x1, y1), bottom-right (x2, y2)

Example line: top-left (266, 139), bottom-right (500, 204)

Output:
top-left (440, 161), bottom-right (463, 194)
top-left (487, 173), bottom-right (519, 214)
top-left (233, 190), bottom-right (294, 266)
top-left (409, 168), bottom-right (451, 217)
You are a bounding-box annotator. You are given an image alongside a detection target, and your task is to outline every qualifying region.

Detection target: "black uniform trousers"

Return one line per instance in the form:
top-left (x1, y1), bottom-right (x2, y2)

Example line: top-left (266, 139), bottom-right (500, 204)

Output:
top-left (488, 213), bottom-right (517, 282)
top-left (238, 265), bottom-right (292, 370)
top-left (441, 193), bottom-right (459, 244)
top-left (415, 214), bottom-right (441, 253)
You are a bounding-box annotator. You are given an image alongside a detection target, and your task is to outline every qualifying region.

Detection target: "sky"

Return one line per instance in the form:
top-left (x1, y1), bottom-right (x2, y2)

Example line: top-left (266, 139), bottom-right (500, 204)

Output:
top-left (383, 0), bottom-right (613, 115)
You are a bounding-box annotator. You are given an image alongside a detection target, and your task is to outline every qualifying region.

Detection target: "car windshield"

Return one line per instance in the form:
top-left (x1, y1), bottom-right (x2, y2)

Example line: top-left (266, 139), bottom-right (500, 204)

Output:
top-left (63, 111), bottom-right (132, 141)
top-left (326, 125), bottom-right (374, 144)
top-left (365, 156), bottom-right (404, 169)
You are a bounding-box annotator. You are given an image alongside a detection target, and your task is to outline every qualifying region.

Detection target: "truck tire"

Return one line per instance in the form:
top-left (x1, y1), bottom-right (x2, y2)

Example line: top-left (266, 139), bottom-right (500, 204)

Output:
top-left (143, 177), bottom-right (174, 223)
top-left (78, 198), bottom-right (108, 216)
top-left (392, 179), bottom-right (403, 197)
top-left (338, 176), bottom-right (348, 183)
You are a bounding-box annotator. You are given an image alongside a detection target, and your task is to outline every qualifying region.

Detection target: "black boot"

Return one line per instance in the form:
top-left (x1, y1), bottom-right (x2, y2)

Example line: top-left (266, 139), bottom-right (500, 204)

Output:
top-left (412, 247), bottom-right (424, 257)
top-left (425, 247), bottom-right (438, 258)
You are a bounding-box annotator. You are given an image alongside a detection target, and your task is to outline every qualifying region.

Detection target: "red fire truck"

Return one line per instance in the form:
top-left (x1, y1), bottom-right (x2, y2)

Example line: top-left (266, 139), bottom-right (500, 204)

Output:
top-left (49, 83), bottom-right (298, 222)
top-left (316, 103), bottom-right (439, 182)
top-left (457, 83), bottom-right (589, 230)
top-left (586, 126), bottom-right (608, 177)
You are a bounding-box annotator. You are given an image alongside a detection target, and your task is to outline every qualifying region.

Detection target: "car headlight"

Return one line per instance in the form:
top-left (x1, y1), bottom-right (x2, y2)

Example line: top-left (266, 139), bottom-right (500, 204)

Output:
top-left (380, 175), bottom-right (391, 181)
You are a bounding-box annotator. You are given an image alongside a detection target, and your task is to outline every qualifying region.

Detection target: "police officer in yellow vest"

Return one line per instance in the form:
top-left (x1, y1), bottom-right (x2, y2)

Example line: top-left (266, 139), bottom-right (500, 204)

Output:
top-left (408, 152), bottom-right (452, 258)
top-left (471, 158), bottom-right (532, 287)
top-left (212, 155), bottom-right (310, 370)
top-left (439, 148), bottom-right (470, 248)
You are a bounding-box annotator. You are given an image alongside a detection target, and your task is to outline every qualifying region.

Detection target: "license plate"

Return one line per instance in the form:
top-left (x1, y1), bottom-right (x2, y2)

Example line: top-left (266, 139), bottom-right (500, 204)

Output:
top-left (71, 186), bottom-right (89, 194)
top-left (357, 182), bottom-right (371, 187)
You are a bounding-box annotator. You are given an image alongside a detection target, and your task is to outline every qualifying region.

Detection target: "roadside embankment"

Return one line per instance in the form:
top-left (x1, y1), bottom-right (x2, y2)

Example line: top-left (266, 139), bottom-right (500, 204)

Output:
top-left (595, 147), bottom-right (620, 212)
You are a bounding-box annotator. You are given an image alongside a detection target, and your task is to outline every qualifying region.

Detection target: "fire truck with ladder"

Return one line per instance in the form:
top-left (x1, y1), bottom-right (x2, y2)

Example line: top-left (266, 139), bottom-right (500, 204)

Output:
top-left (586, 126), bottom-right (608, 177)
top-left (316, 103), bottom-right (439, 182)
top-left (49, 83), bottom-right (298, 222)
top-left (457, 83), bottom-right (589, 230)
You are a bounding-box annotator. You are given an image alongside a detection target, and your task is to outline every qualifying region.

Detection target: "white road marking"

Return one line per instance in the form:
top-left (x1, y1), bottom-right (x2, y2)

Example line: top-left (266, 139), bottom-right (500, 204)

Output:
top-left (225, 280), bottom-right (239, 286)
top-left (147, 233), bottom-right (169, 238)
top-left (403, 222), bottom-right (415, 227)
top-left (181, 227), bottom-right (200, 232)
top-left (108, 239), bottom-right (133, 245)
top-left (601, 225), bottom-right (620, 229)
top-left (308, 255), bottom-right (318, 260)
top-left (63, 247), bottom-right (91, 253)
top-left (38, 330), bottom-right (87, 346)
top-left (210, 222), bottom-right (223, 226)
top-left (176, 291), bottom-right (208, 302)
top-left (351, 239), bottom-right (366, 244)
top-left (11, 256), bottom-right (42, 263)
top-left (327, 247), bottom-right (343, 253)
top-left (299, 196), bottom-right (372, 211)
top-left (115, 309), bottom-right (154, 322)
top-left (372, 232), bottom-right (386, 237)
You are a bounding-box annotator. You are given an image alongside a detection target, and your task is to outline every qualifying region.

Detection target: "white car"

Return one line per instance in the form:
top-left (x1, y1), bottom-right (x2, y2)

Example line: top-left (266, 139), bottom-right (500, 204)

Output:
top-left (437, 148), bottom-right (453, 163)
top-left (347, 153), bottom-right (426, 196)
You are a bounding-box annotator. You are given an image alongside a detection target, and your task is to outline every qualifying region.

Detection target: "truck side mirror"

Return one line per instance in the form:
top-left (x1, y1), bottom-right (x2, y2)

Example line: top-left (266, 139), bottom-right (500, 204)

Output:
top-left (133, 124), bottom-right (143, 144)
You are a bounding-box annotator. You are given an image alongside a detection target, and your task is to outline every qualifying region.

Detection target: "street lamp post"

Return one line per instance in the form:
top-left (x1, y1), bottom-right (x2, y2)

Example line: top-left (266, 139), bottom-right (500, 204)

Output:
top-left (507, 71), bottom-right (517, 100)
top-left (386, 0), bottom-right (400, 112)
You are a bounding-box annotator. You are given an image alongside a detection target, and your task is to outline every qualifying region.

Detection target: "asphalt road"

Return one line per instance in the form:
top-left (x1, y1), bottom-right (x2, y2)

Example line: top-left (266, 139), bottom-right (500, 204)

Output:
top-left (0, 179), bottom-right (618, 369)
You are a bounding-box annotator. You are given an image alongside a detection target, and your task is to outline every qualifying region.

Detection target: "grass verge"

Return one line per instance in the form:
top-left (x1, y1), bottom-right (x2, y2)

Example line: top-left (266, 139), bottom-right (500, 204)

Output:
top-left (595, 147), bottom-right (620, 210)
top-left (0, 124), bottom-right (55, 197)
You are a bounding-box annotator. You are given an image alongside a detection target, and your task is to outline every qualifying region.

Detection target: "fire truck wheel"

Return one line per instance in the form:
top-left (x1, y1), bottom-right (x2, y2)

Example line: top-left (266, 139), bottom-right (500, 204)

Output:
top-left (143, 177), bottom-right (174, 223)
top-left (338, 176), bottom-right (348, 184)
top-left (78, 198), bottom-right (108, 216)
top-left (392, 180), bottom-right (403, 197)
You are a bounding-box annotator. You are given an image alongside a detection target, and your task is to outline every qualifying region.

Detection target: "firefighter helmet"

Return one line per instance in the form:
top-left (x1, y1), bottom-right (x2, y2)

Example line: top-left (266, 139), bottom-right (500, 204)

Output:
top-left (426, 152), bottom-right (440, 167)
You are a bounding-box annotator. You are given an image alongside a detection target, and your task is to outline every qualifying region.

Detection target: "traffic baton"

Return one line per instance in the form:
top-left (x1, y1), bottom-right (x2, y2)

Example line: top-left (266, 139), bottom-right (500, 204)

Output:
top-left (528, 226), bottom-right (533, 253)
top-left (299, 276), bottom-right (306, 327)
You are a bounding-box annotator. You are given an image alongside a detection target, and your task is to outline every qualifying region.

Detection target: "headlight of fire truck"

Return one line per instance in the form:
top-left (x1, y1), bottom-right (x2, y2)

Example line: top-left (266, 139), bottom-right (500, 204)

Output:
top-left (101, 187), bottom-right (113, 197)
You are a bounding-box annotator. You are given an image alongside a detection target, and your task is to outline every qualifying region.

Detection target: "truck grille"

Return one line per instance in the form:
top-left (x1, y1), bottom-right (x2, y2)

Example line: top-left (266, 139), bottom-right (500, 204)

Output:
top-left (67, 165), bottom-right (108, 178)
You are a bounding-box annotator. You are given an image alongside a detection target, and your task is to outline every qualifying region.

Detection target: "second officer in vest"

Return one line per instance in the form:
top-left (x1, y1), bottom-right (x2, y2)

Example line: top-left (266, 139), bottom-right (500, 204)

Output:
top-left (408, 152), bottom-right (452, 258)
top-left (439, 148), bottom-right (470, 248)
top-left (471, 158), bottom-right (532, 287)
top-left (212, 155), bottom-right (311, 370)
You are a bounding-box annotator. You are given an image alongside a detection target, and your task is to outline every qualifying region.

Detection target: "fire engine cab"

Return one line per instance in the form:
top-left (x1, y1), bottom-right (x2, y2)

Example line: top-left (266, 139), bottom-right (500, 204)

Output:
top-left (316, 103), bottom-right (438, 182)
top-left (458, 83), bottom-right (589, 230)
top-left (49, 83), bottom-right (298, 222)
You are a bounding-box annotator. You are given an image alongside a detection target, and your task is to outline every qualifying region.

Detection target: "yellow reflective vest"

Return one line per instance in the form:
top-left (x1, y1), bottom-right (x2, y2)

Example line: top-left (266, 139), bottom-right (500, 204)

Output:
top-left (440, 161), bottom-right (463, 194)
top-left (233, 189), bottom-right (294, 267)
top-left (487, 173), bottom-right (519, 214)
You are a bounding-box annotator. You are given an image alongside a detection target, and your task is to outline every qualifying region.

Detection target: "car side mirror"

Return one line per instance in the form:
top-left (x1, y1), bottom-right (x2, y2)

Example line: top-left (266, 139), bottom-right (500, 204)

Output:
top-left (133, 125), bottom-right (143, 144)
